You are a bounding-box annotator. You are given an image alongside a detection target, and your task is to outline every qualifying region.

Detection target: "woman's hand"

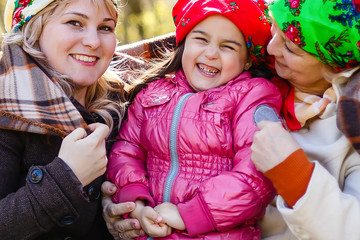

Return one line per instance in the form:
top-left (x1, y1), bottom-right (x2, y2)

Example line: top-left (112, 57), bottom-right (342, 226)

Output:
top-left (251, 121), bottom-right (301, 172)
top-left (101, 181), bottom-right (145, 239)
top-left (59, 123), bottom-right (109, 186)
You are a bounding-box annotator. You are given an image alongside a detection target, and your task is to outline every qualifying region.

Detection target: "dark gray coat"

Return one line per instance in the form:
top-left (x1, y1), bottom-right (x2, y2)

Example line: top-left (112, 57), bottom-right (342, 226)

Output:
top-left (0, 103), bottom-right (115, 240)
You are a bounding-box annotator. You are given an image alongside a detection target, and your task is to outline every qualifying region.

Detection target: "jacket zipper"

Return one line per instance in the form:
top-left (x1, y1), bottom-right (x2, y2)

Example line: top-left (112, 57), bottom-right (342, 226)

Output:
top-left (163, 92), bottom-right (193, 202)
top-left (147, 93), bottom-right (193, 240)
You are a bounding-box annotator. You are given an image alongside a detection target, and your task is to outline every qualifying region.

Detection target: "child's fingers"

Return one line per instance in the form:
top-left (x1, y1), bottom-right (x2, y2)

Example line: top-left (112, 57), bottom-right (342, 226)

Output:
top-left (143, 206), bottom-right (160, 222)
top-left (155, 215), bottom-right (163, 223)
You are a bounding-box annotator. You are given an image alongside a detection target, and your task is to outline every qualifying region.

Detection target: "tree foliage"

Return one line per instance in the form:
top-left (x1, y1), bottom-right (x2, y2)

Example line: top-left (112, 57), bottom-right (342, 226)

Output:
top-left (0, 0), bottom-right (5, 41)
top-left (116, 0), bottom-right (176, 45)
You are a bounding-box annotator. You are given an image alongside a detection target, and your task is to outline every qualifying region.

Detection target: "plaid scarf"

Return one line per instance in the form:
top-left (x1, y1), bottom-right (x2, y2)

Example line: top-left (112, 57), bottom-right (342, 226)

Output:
top-left (0, 44), bottom-right (88, 137)
top-left (338, 69), bottom-right (360, 154)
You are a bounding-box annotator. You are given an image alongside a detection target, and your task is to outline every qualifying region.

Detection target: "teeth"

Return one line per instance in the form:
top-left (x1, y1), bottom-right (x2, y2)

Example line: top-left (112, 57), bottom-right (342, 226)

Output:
top-left (198, 64), bottom-right (218, 75)
top-left (72, 54), bottom-right (97, 62)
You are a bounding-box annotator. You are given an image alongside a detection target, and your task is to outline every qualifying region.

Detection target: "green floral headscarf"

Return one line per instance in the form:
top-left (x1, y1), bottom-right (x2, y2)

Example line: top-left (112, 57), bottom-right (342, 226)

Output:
top-left (269, 0), bottom-right (360, 70)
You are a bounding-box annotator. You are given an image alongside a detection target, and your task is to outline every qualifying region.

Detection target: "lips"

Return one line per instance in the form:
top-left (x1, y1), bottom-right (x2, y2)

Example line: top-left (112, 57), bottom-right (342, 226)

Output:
top-left (197, 63), bottom-right (219, 76)
top-left (275, 60), bottom-right (286, 68)
top-left (71, 54), bottom-right (98, 63)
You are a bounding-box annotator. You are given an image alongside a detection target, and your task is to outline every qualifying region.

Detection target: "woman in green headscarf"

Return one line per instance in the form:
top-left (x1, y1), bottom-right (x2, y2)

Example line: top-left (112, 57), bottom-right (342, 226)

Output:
top-left (251, 0), bottom-right (360, 239)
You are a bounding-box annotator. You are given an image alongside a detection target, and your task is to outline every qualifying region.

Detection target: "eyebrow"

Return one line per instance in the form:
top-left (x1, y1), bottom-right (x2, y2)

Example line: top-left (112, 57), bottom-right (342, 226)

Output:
top-left (191, 30), bottom-right (242, 46)
top-left (64, 12), bottom-right (116, 24)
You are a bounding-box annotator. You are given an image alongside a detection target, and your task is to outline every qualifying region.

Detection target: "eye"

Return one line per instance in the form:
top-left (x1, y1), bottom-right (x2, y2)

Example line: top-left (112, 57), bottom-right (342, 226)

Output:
top-left (99, 25), bottom-right (114, 32)
top-left (222, 45), bottom-right (235, 50)
top-left (67, 20), bottom-right (82, 27)
top-left (194, 37), bottom-right (207, 42)
top-left (285, 43), bottom-right (294, 53)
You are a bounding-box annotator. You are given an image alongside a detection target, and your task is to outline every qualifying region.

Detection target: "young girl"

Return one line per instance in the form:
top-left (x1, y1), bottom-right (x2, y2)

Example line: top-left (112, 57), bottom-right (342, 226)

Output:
top-left (0, 0), bottom-right (126, 239)
top-left (106, 0), bottom-right (282, 239)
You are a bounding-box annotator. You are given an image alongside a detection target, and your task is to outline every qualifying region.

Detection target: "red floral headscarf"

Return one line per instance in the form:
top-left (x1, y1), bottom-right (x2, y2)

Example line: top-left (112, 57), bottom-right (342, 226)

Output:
top-left (172, 0), bottom-right (271, 66)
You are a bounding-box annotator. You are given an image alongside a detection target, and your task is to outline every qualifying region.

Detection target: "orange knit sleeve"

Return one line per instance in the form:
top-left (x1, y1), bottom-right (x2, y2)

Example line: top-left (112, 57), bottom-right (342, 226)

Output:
top-left (264, 149), bottom-right (314, 208)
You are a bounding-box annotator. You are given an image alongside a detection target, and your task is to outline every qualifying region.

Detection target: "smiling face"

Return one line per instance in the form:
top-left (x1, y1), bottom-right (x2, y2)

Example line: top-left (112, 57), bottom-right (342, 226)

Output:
top-left (267, 20), bottom-right (332, 95)
top-left (181, 15), bottom-right (251, 92)
top-left (39, 0), bottom-right (117, 103)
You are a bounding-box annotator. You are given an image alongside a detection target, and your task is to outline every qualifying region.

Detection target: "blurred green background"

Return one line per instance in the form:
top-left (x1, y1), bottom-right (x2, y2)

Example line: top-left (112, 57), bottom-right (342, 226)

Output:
top-left (0, 0), bottom-right (176, 46)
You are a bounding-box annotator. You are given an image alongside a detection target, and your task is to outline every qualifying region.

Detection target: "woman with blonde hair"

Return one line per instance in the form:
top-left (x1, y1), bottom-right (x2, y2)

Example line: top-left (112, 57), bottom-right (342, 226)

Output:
top-left (0, 0), bottom-right (126, 239)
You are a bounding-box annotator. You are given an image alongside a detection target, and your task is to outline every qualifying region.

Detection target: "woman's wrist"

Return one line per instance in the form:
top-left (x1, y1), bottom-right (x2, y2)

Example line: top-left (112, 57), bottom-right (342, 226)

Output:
top-left (265, 149), bottom-right (314, 207)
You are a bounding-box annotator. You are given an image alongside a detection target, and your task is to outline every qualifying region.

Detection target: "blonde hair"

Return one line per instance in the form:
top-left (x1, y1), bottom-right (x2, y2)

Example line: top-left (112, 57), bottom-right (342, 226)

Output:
top-left (2, 0), bottom-right (126, 130)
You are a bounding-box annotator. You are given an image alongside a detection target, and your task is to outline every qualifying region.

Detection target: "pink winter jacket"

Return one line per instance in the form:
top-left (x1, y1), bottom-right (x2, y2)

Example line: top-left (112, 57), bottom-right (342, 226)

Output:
top-left (107, 70), bottom-right (282, 239)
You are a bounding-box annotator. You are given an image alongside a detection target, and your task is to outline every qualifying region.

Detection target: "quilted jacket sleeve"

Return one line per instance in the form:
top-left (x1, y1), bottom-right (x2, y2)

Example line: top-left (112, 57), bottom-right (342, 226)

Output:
top-left (178, 79), bottom-right (281, 236)
top-left (107, 89), bottom-right (155, 206)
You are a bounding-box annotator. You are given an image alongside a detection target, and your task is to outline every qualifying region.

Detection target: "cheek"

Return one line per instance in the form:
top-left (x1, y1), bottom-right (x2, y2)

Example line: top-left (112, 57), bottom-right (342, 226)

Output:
top-left (39, 24), bottom-right (60, 48)
top-left (39, 28), bottom-right (66, 62)
top-left (39, 31), bottom-right (51, 55)
top-left (182, 49), bottom-right (195, 71)
top-left (183, 40), bottom-right (199, 59)
top-left (39, 39), bottom-right (60, 69)
top-left (282, 54), bottom-right (298, 69)
top-left (102, 37), bottom-right (116, 58)
top-left (226, 53), bottom-right (246, 73)
top-left (106, 37), bottom-right (117, 52)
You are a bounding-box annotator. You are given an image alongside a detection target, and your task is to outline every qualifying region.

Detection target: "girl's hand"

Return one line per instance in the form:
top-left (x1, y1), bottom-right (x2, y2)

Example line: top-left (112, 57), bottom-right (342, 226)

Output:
top-left (140, 206), bottom-right (172, 238)
top-left (251, 121), bottom-right (301, 172)
top-left (59, 123), bottom-right (109, 186)
top-left (155, 202), bottom-right (185, 230)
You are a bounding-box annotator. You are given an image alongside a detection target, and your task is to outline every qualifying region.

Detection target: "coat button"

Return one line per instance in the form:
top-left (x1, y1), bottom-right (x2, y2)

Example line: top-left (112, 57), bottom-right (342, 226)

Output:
top-left (87, 186), bottom-right (100, 201)
top-left (29, 167), bottom-right (43, 184)
top-left (60, 215), bottom-right (76, 226)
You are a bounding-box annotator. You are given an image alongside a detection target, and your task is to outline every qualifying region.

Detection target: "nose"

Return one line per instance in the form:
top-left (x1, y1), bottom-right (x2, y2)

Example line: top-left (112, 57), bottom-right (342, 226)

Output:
top-left (82, 28), bottom-right (101, 49)
top-left (267, 33), bottom-right (281, 57)
top-left (204, 44), bottom-right (219, 60)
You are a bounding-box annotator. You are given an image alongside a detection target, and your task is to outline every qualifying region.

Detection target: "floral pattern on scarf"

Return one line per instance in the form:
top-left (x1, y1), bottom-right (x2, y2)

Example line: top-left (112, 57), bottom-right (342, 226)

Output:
top-left (269, 0), bottom-right (360, 70)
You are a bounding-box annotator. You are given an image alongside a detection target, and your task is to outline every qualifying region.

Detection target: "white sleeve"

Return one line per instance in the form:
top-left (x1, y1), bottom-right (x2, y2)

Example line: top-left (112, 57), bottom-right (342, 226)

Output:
top-left (277, 161), bottom-right (360, 240)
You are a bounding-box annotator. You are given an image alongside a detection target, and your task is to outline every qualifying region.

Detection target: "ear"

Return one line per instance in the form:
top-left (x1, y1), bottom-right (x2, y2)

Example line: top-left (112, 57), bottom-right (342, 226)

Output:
top-left (244, 58), bottom-right (253, 70)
